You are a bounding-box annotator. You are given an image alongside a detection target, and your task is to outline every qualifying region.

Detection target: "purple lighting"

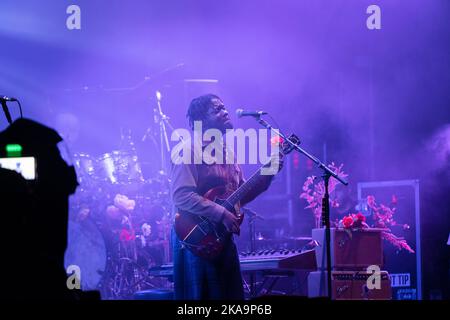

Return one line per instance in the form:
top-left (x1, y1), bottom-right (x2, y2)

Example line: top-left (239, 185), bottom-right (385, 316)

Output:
top-left (0, 0), bottom-right (448, 303)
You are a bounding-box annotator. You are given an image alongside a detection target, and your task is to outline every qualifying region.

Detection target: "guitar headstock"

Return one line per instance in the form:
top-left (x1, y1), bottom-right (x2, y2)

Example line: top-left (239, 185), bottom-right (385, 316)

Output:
top-left (280, 133), bottom-right (300, 155)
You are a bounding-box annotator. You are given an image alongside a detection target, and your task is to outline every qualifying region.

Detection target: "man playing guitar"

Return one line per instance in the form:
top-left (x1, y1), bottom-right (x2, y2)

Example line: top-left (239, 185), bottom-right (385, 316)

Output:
top-left (170, 94), bottom-right (283, 300)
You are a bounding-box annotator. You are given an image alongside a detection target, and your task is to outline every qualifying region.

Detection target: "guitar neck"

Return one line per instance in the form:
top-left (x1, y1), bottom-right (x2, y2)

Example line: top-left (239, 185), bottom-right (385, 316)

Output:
top-left (225, 133), bottom-right (298, 207)
top-left (226, 164), bottom-right (268, 206)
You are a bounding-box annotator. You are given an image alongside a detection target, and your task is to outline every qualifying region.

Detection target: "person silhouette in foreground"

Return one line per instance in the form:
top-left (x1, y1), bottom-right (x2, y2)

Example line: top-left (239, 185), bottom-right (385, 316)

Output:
top-left (0, 118), bottom-right (98, 300)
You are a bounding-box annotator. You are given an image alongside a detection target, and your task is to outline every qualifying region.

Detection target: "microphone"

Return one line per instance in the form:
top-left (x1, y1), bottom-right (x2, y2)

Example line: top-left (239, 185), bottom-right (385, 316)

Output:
top-left (235, 109), bottom-right (267, 118)
top-left (1, 95), bottom-right (22, 124)
top-left (1, 95), bottom-right (17, 102)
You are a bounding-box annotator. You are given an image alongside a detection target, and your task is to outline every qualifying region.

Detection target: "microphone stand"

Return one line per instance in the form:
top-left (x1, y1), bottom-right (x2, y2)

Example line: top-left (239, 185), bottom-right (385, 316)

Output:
top-left (153, 92), bottom-right (172, 264)
top-left (148, 91), bottom-right (185, 264)
top-left (155, 92), bottom-right (171, 176)
top-left (252, 115), bottom-right (348, 300)
top-left (242, 207), bottom-right (262, 298)
top-left (145, 91), bottom-right (183, 175)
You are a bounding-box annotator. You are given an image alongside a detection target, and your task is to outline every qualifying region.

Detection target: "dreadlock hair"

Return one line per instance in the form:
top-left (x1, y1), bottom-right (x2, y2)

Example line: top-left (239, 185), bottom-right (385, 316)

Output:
top-left (186, 94), bottom-right (221, 130)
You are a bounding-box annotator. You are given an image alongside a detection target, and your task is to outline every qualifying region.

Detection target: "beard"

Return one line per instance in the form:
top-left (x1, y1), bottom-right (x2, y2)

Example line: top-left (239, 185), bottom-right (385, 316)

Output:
top-left (224, 120), bottom-right (233, 129)
top-left (211, 119), bottom-right (233, 133)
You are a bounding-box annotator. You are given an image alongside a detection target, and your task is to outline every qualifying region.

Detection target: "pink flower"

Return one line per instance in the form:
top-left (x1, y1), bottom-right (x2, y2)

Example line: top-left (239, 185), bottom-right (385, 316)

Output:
top-left (382, 231), bottom-right (415, 253)
top-left (106, 205), bottom-right (121, 220)
top-left (391, 194), bottom-right (398, 205)
top-left (367, 195), bottom-right (376, 207)
top-left (270, 135), bottom-right (284, 146)
top-left (331, 200), bottom-right (340, 208)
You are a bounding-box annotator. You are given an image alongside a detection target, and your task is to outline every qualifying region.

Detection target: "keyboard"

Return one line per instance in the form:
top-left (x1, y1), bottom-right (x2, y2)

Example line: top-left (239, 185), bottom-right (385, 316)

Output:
top-left (149, 249), bottom-right (316, 277)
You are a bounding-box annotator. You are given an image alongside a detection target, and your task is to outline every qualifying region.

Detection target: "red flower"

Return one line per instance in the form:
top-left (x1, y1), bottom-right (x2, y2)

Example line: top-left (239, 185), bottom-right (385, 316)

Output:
top-left (342, 216), bottom-right (354, 228)
top-left (355, 212), bottom-right (366, 222)
top-left (120, 229), bottom-right (135, 242)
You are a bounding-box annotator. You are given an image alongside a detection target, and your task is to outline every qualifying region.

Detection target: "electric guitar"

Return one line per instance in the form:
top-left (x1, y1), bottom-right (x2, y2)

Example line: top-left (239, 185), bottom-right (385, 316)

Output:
top-left (174, 134), bottom-right (300, 260)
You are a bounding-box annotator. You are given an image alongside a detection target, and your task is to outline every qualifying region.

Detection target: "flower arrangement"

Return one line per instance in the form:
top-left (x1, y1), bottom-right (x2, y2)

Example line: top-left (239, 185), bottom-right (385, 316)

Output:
top-left (299, 162), bottom-right (348, 228)
top-left (332, 198), bottom-right (414, 253)
top-left (366, 195), bottom-right (414, 253)
top-left (338, 212), bottom-right (370, 229)
top-left (300, 164), bottom-right (414, 253)
top-left (105, 194), bottom-right (137, 242)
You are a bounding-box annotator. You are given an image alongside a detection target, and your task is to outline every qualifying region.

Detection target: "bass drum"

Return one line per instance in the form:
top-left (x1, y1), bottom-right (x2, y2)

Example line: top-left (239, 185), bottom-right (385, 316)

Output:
top-left (64, 219), bottom-right (107, 291)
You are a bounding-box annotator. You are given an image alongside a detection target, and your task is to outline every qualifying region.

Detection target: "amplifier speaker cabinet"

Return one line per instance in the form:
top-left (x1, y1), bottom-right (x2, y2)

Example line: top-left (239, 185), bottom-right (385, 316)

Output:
top-left (312, 228), bottom-right (383, 270)
top-left (308, 270), bottom-right (392, 300)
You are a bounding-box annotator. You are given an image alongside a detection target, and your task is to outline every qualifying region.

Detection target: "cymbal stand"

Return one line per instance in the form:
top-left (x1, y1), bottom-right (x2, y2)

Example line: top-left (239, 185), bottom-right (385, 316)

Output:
top-left (151, 91), bottom-right (183, 264)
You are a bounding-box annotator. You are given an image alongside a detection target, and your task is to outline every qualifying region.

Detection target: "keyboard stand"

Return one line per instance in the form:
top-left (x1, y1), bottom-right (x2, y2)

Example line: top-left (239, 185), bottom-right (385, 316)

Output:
top-left (244, 270), bottom-right (295, 298)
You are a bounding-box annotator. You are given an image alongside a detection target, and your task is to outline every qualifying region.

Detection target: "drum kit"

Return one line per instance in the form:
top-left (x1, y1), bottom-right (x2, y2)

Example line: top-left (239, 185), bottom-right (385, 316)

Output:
top-left (65, 130), bottom-right (173, 300)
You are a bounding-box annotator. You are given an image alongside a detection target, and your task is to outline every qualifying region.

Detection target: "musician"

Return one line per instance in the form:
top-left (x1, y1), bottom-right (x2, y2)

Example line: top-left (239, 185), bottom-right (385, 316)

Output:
top-left (170, 94), bottom-right (283, 300)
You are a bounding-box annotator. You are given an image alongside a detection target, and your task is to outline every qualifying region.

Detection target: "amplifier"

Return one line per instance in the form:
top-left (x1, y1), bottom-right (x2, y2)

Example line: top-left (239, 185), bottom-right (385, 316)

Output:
top-left (312, 228), bottom-right (383, 270)
top-left (308, 270), bottom-right (392, 300)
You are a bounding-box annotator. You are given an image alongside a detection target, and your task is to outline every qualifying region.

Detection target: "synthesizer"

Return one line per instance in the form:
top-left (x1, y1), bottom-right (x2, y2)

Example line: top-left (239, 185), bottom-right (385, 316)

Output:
top-left (149, 249), bottom-right (317, 277)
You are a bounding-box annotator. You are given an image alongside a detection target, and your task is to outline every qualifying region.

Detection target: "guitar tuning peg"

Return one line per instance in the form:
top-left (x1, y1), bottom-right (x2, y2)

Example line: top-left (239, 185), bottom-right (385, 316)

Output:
top-left (288, 133), bottom-right (301, 145)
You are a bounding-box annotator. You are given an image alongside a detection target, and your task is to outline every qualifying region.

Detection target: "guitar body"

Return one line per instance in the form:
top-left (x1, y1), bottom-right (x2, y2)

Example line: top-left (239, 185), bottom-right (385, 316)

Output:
top-left (174, 186), bottom-right (243, 260)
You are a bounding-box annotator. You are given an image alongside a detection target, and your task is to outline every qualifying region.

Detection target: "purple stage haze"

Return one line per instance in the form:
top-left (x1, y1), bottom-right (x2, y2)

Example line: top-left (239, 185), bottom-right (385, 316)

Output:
top-left (0, 0), bottom-right (448, 300)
